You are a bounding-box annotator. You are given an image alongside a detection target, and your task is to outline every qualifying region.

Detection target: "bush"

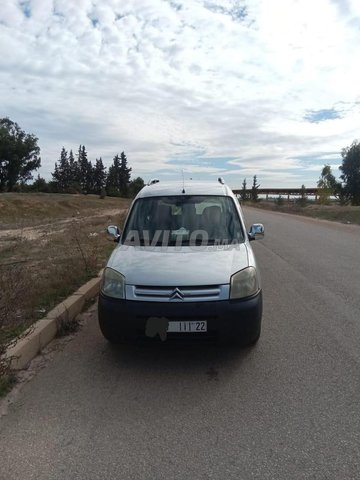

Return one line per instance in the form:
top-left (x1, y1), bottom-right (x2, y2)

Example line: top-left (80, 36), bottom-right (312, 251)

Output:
top-left (296, 197), bottom-right (307, 207)
top-left (275, 195), bottom-right (285, 206)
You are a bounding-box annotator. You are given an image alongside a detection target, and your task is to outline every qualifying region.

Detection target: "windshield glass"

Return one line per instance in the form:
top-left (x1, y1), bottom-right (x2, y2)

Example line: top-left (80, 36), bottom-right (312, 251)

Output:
top-left (122, 195), bottom-right (244, 246)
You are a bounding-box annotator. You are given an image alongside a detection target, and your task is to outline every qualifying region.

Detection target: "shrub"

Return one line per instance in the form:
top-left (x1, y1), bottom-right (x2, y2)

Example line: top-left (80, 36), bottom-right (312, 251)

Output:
top-left (275, 195), bottom-right (285, 206)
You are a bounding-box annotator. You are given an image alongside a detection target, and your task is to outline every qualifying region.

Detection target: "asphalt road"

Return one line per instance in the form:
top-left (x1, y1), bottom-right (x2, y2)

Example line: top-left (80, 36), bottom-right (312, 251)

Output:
top-left (1, 207), bottom-right (360, 480)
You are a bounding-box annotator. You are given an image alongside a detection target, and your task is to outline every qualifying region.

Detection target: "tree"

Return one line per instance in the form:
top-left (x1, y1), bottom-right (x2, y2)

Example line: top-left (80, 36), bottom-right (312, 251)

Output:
top-left (77, 145), bottom-right (93, 193)
top-left (52, 147), bottom-right (71, 192)
top-left (0, 117), bottom-right (41, 191)
top-left (93, 158), bottom-right (107, 195)
top-left (275, 195), bottom-right (284, 206)
top-left (68, 149), bottom-right (81, 190)
top-left (51, 147), bottom-right (84, 193)
top-left (106, 155), bottom-right (120, 196)
top-left (340, 140), bottom-right (360, 205)
top-left (106, 152), bottom-right (131, 197)
top-left (317, 165), bottom-right (337, 204)
top-left (31, 174), bottom-right (49, 193)
top-left (297, 184), bottom-right (307, 207)
top-left (119, 151), bottom-right (132, 196)
top-left (250, 175), bottom-right (260, 202)
top-left (129, 177), bottom-right (145, 197)
top-left (240, 178), bottom-right (248, 202)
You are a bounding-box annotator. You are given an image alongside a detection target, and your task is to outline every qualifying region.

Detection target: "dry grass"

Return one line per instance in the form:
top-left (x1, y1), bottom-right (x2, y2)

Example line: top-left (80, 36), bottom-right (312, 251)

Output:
top-left (0, 192), bottom-right (130, 228)
top-left (246, 201), bottom-right (360, 225)
top-left (0, 193), bottom-right (131, 393)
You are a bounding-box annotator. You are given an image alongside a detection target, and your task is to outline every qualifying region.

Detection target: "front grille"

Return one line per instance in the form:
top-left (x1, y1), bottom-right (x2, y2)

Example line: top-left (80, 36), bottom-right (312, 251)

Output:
top-left (126, 284), bottom-right (229, 302)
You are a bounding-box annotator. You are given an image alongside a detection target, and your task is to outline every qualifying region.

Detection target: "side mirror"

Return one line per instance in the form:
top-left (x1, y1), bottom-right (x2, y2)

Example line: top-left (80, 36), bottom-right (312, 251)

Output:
top-left (248, 223), bottom-right (264, 241)
top-left (107, 225), bottom-right (121, 242)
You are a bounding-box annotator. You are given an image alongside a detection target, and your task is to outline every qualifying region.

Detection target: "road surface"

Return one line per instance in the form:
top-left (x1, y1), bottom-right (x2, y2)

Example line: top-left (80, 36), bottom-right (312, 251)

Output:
top-left (1, 207), bottom-right (360, 480)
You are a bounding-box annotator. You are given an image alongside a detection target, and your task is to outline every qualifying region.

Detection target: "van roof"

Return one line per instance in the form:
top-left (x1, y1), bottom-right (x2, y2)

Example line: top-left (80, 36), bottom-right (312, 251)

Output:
top-left (136, 180), bottom-right (234, 199)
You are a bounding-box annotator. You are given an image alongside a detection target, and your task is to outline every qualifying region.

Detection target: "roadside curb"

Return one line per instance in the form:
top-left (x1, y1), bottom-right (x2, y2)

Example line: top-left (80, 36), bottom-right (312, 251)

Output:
top-left (4, 275), bottom-right (102, 370)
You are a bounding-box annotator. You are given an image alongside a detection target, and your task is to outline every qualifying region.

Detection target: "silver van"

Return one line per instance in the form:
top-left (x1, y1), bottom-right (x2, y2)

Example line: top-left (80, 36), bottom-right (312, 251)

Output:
top-left (99, 179), bottom-right (264, 345)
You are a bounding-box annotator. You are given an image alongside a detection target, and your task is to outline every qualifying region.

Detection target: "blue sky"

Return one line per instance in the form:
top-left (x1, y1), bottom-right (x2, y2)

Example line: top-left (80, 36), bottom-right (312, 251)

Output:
top-left (1, 0), bottom-right (360, 188)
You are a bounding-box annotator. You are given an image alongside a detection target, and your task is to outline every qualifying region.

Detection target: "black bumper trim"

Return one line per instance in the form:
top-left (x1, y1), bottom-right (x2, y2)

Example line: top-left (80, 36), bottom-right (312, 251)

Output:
top-left (98, 291), bottom-right (262, 343)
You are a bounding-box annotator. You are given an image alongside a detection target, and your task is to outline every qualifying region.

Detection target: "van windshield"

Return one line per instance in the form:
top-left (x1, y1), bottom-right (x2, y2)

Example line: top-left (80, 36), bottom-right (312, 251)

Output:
top-left (122, 195), bottom-right (244, 246)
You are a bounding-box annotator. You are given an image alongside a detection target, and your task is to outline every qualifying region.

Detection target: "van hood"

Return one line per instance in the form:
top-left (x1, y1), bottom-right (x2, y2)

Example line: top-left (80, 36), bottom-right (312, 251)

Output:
top-left (107, 244), bottom-right (250, 286)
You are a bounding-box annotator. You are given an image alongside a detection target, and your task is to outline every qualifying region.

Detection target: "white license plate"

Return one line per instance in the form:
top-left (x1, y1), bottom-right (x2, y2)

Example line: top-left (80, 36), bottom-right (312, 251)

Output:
top-left (167, 321), bottom-right (207, 333)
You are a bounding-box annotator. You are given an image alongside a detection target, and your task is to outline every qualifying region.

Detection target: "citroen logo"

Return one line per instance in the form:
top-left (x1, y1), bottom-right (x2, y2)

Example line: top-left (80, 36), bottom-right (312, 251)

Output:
top-left (170, 287), bottom-right (184, 301)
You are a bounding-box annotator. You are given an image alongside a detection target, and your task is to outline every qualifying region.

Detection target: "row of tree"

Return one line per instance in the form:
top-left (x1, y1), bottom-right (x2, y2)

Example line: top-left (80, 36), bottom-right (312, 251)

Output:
top-left (239, 141), bottom-right (360, 206)
top-left (0, 117), bottom-right (144, 197)
top-left (51, 146), bottom-right (144, 197)
top-left (1, 117), bottom-right (360, 204)
top-left (239, 175), bottom-right (260, 202)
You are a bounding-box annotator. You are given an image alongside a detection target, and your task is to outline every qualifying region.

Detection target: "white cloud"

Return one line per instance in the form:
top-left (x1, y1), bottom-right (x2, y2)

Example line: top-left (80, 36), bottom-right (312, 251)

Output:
top-left (1, 0), bottom-right (359, 186)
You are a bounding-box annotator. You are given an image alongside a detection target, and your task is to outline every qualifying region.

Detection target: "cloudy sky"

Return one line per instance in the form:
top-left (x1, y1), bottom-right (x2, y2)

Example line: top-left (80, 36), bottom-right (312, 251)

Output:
top-left (1, 0), bottom-right (360, 188)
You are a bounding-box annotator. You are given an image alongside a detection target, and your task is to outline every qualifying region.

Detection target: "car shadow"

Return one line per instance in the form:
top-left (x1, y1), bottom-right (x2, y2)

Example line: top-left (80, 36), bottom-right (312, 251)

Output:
top-left (100, 337), bottom-right (259, 386)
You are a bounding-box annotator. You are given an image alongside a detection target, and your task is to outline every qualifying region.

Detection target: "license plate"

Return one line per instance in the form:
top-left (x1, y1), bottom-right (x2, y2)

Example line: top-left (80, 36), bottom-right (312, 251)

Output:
top-left (167, 321), bottom-right (207, 333)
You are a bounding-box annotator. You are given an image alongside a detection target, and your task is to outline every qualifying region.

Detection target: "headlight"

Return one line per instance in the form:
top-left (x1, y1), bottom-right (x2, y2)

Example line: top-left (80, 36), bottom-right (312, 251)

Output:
top-left (101, 268), bottom-right (126, 299)
top-left (230, 267), bottom-right (259, 299)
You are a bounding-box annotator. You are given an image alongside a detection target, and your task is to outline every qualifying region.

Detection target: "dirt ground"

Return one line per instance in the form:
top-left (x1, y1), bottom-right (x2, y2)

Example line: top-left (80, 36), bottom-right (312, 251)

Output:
top-left (0, 193), bottom-right (131, 350)
top-left (0, 208), bottom-right (119, 240)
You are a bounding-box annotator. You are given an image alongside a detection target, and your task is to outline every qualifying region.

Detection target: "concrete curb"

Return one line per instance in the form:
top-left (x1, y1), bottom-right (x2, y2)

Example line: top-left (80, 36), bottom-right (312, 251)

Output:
top-left (4, 275), bottom-right (101, 370)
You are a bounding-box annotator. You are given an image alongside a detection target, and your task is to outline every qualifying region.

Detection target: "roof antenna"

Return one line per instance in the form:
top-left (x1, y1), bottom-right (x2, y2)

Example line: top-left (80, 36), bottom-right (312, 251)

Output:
top-left (181, 169), bottom-right (185, 194)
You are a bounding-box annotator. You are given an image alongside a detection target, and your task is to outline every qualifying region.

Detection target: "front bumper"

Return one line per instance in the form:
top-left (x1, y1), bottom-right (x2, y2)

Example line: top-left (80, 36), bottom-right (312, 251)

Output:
top-left (98, 290), bottom-right (262, 343)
